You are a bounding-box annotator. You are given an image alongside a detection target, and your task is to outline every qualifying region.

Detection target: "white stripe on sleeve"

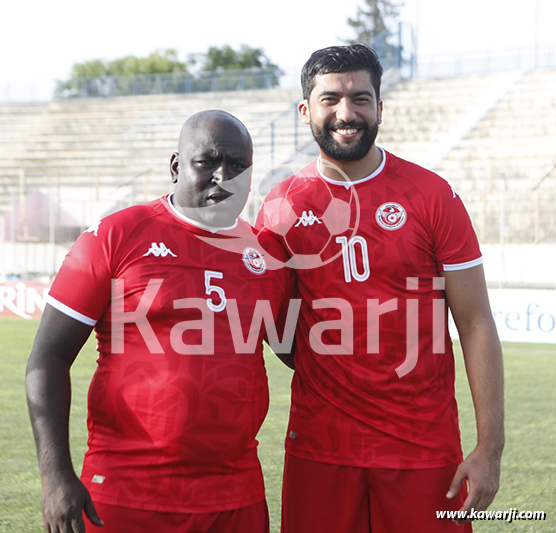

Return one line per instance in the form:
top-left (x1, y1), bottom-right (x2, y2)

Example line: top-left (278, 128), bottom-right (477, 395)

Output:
top-left (46, 295), bottom-right (97, 326)
top-left (442, 256), bottom-right (483, 272)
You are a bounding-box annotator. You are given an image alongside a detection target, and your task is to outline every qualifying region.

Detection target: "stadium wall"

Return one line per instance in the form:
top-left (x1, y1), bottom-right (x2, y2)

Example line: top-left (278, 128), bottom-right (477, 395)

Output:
top-left (482, 245), bottom-right (556, 287)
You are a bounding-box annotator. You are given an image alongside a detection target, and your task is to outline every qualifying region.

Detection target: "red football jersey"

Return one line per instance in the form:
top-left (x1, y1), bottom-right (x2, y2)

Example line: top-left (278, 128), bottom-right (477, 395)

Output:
top-left (48, 194), bottom-right (292, 513)
top-left (255, 149), bottom-right (482, 469)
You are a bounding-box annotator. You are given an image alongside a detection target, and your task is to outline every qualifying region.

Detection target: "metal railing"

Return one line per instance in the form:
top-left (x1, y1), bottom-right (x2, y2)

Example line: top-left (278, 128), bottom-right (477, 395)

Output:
top-left (0, 68), bottom-right (301, 103)
top-left (462, 188), bottom-right (556, 245)
top-left (2, 174), bottom-right (554, 242)
top-left (414, 45), bottom-right (556, 78)
top-left (54, 67), bottom-right (287, 99)
top-left (3, 41), bottom-right (556, 103)
top-left (1, 184), bottom-right (555, 279)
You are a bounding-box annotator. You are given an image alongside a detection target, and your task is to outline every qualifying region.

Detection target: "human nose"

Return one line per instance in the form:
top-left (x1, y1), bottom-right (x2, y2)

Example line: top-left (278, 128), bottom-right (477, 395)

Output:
top-left (212, 162), bottom-right (230, 182)
top-left (335, 98), bottom-right (356, 123)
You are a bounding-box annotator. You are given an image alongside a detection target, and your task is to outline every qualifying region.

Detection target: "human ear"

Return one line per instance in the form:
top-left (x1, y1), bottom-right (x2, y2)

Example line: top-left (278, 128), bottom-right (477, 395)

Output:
top-left (298, 99), bottom-right (311, 125)
top-left (170, 152), bottom-right (179, 183)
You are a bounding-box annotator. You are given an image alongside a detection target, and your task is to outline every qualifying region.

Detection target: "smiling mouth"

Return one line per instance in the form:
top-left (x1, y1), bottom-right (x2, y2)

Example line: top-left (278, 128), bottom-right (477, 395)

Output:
top-left (331, 127), bottom-right (363, 139)
top-left (334, 128), bottom-right (360, 135)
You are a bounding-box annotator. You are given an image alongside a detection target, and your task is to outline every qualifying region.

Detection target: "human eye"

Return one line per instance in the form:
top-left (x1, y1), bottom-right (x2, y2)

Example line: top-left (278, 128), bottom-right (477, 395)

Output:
top-left (232, 161), bottom-right (249, 171)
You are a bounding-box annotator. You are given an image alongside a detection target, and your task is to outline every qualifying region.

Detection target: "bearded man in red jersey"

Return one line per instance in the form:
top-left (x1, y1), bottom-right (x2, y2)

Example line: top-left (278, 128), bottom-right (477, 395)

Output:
top-left (256, 44), bottom-right (504, 532)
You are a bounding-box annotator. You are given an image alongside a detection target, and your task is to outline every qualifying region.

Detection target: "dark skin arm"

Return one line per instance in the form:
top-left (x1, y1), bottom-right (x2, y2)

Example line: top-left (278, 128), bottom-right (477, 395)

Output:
top-left (26, 304), bottom-right (104, 532)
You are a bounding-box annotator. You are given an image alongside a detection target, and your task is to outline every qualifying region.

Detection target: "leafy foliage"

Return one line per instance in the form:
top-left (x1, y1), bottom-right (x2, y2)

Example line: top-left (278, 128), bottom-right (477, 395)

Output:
top-left (345, 0), bottom-right (404, 68)
top-left (197, 45), bottom-right (279, 71)
top-left (193, 45), bottom-right (283, 91)
top-left (55, 46), bottom-right (282, 98)
top-left (108, 49), bottom-right (188, 76)
top-left (346, 0), bottom-right (401, 43)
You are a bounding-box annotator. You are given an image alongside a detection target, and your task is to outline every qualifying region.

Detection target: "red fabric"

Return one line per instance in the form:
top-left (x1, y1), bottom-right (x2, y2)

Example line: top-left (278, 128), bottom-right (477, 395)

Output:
top-left (256, 151), bottom-right (482, 469)
top-left (49, 195), bottom-right (293, 513)
top-left (85, 499), bottom-right (269, 533)
top-left (282, 453), bottom-right (472, 533)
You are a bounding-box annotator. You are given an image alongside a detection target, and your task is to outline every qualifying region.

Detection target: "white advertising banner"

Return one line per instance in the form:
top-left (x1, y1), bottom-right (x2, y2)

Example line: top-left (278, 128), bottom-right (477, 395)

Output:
top-left (0, 281), bottom-right (50, 319)
top-left (449, 288), bottom-right (556, 344)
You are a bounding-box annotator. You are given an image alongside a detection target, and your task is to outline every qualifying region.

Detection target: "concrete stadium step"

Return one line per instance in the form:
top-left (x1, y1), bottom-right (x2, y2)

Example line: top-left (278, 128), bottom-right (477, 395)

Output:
top-left (1, 70), bottom-right (554, 245)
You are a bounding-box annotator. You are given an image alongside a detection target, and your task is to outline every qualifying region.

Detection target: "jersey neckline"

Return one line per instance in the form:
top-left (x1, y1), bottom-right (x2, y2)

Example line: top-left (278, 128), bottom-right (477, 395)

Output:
top-left (164, 193), bottom-right (239, 234)
top-left (316, 146), bottom-right (387, 188)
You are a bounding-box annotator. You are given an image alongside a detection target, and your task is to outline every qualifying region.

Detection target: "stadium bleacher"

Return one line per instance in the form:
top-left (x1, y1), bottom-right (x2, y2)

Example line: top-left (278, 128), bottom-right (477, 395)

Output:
top-left (377, 68), bottom-right (556, 245)
top-left (0, 88), bottom-right (309, 206)
top-left (1, 66), bottom-right (555, 278)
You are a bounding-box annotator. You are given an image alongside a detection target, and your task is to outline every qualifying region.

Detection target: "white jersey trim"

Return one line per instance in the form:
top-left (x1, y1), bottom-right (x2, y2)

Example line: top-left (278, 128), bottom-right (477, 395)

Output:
top-left (167, 193), bottom-right (238, 234)
top-left (317, 147), bottom-right (386, 188)
top-left (443, 256), bottom-right (483, 272)
top-left (46, 295), bottom-right (97, 326)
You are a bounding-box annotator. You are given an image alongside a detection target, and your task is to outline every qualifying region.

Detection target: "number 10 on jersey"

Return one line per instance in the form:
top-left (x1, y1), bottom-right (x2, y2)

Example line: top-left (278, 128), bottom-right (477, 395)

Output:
top-left (335, 236), bottom-right (370, 283)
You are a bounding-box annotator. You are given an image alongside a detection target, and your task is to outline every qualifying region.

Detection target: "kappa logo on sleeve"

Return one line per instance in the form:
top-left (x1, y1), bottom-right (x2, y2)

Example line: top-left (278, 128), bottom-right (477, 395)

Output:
top-left (85, 221), bottom-right (101, 237)
top-left (143, 242), bottom-right (178, 258)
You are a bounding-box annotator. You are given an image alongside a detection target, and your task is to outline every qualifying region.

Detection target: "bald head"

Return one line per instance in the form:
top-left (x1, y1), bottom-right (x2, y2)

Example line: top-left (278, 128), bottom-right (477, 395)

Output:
top-left (170, 110), bottom-right (253, 228)
top-left (178, 110), bottom-right (252, 155)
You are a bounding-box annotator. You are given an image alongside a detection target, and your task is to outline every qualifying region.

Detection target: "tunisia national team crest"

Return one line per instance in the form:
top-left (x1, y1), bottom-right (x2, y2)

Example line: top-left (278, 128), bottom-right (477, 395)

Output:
top-left (375, 202), bottom-right (407, 231)
top-left (242, 247), bottom-right (267, 275)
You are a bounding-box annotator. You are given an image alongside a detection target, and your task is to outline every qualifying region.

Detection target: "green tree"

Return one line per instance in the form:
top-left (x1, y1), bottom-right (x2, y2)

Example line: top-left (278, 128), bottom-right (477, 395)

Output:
top-left (56, 58), bottom-right (110, 98)
top-left (109, 49), bottom-right (188, 76)
top-left (55, 46), bottom-right (282, 98)
top-left (199, 45), bottom-right (277, 71)
top-left (71, 59), bottom-right (108, 78)
top-left (192, 45), bottom-right (282, 91)
top-left (107, 49), bottom-right (189, 96)
top-left (345, 0), bottom-right (404, 67)
top-left (55, 49), bottom-right (190, 98)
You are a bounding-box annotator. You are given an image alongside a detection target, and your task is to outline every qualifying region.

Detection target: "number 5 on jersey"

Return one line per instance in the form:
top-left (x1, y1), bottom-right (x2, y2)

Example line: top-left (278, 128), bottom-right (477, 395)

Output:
top-left (336, 236), bottom-right (370, 283)
top-left (205, 270), bottom-right (226, 312)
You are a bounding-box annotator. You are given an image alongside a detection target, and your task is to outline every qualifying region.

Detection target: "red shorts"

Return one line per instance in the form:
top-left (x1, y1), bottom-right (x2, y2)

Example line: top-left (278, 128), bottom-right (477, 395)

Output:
top-left (85, 499), bottom-right (269, 533)
top-left (282, 453), bottom-right (472, 533)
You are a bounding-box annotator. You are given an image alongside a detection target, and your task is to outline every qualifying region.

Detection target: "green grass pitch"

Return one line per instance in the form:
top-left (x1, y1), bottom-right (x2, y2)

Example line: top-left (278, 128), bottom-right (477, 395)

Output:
top-left (1, 317), bottom-right (554, 531)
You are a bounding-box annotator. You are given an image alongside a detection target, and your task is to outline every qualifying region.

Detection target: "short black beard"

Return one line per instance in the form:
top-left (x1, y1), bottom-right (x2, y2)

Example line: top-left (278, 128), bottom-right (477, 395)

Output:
top-left (311, 121), bottom-right (379, 162)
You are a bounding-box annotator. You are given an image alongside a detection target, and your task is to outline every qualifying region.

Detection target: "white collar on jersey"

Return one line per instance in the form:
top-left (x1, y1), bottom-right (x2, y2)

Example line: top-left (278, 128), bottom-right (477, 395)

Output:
top-left (167, 193), bottom-right (239, 234)
top-left (317, 146), bottom-right (386, 189)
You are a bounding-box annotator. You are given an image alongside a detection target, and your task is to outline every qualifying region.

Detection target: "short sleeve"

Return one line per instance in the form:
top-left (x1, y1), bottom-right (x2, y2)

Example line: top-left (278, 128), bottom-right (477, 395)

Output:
top-left (47, 220), bottom-right (114, 325)
top-left (429, 179), bottom-right (482, 272)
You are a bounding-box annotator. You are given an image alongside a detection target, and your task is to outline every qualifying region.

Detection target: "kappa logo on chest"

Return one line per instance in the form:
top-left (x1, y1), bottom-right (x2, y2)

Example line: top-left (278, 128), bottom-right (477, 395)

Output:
top-left (143, 242), bottom-right (178, 258)
top-left (295, 210), bottom-right (322, 227)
